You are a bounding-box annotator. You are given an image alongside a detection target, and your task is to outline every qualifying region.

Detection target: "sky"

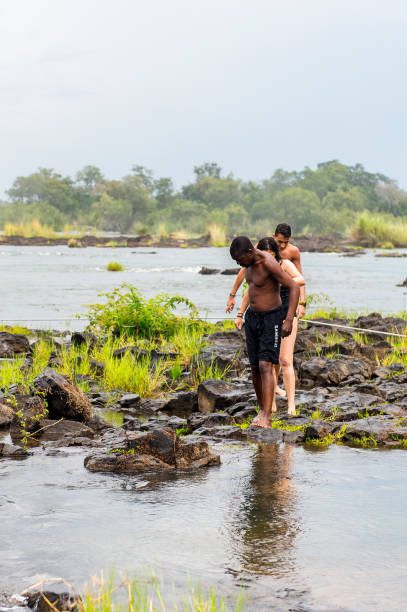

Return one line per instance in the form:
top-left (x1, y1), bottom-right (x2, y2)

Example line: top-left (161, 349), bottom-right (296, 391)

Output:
top-left (0, 0), bottom-right (406, 196)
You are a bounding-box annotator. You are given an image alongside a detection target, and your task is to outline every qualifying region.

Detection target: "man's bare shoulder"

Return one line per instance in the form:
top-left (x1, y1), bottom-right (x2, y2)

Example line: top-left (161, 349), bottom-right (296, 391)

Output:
top-left (286, 243), bottom-right (301, 260)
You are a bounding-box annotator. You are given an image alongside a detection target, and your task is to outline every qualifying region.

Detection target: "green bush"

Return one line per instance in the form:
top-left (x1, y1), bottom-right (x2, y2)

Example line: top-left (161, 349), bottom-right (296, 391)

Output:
top-left (106, 261), bottom-right (124, 271)
top-left (86, 284), bottom-right (200, 339)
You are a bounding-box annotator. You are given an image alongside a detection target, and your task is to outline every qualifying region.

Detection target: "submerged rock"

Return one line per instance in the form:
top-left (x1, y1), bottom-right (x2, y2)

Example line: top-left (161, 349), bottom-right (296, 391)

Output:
top-left (25, 590), bottom-right (81, 611)
top-left (33, 368), bottom-right (93, 422)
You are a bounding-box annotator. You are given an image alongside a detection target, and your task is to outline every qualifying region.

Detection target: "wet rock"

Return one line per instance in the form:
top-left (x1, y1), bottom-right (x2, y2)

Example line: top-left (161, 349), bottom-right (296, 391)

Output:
top-left (0, 442), bottom-right (30, 457)
top-left (197, 330), bottom-right (246, 372)
top-left (166, 415), bottom-right (188, 430)
top-left (284, 429), bottom-right (306, 444)
top-left (197, 379), bottom-right (253, 413)
top-left (199, 266), bottom-right (220, 274)
top-left (38, 419), bottom-right (95, 441)
top-left (246, 427), bottom-right (284, 443)
top-left (33, 368), bottom-right (92, 422)
top-left (139, 398), bottom-right (167, 415)
top-left (220, 268), bottom-right (240, 275)
top-left (0, 332), bottom-right (31, 357)
top-left (161, 390), bottom-right (198, 415)
top-left (25, 590), bottom-right (80, 611)
top-left (314, 391), bottom-right (379, 419)
top-left (85, 428), bottom-right (220, 473)
top-left (376, 382), bottom-right (407, 402)
top-left (0, 403), bottom-right (14, 427)
top-left (304, 420), bottom-right (334, 440)
top-left (233, 406), bottom-right (258, 423)
top-left (188, 412), bottom-right (233, 431)
top-left (89, 391), bottom-right (112, 406)
top-left (119, 393), bottom-right (141, 408)
top-left (342, 416), bottom-right (407, 445)
top-left (10, 394), bottom-right (48, 435)
top-left (397, 277), bottom-right (407, 287)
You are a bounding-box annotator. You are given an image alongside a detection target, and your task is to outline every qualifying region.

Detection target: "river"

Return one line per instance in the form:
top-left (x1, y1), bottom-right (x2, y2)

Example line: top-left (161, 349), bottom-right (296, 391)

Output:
top-left (0, 246), bottom-right (406, 329)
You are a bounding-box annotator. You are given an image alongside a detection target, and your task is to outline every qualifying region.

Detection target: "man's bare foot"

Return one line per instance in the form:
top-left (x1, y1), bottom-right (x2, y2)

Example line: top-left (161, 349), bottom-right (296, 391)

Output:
top-left (276, 386), bottom-right (287, 397)
top-left (251, 412), bottom-right (271, 428)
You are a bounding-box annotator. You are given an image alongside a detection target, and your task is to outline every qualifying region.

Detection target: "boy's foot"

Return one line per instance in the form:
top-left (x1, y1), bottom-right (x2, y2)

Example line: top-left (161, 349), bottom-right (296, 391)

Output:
top-left (251, 412), bottom-right (271, 428)
top-left (276, 386), bottom-right (287, 397)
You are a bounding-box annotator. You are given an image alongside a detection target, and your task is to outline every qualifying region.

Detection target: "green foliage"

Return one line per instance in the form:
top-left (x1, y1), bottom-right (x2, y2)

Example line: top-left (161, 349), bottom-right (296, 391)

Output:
top-left (106, 261), bottom-right (125, 272)
top-left (1, 159), bottom-right (405, 237)
top-left (86, 285), bottom-right (199, 339)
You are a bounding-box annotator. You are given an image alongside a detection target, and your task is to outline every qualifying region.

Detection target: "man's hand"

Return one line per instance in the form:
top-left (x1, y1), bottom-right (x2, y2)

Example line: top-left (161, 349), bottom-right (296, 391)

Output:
top-left (297, 305), bottom-right (306, 319)
top-left (282, 318), bottom-right (293, 337)
top-left (235, 316), bottom-right (243, 330)
top-left (226, 296), bottom-right (235, 313)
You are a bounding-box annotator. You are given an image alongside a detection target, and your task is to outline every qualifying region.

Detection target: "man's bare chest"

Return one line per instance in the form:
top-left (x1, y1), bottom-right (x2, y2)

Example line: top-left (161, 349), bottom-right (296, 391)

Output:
top-left (246, 265), bottom-right (276, 288)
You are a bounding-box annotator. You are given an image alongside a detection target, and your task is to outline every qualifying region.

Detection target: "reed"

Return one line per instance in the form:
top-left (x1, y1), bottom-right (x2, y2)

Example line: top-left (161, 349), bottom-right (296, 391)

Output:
top-left (350, 212), bottom-right (407, 247)
top-left (3, 220), bottom-right (57, 238)
top-left (207, 223), bottom-right (227, 247)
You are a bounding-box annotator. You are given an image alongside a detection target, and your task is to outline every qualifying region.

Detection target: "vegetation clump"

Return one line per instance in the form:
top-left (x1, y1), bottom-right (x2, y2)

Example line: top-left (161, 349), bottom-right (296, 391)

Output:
top-left (106, 261), bottom-right (125, 272)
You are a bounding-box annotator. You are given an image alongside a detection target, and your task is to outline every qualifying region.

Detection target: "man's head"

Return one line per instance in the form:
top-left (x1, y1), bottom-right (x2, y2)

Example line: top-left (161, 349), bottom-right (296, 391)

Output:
top-left (230, 236), bottom-right (255, 267)
top-left (274, 223), bottom-right (291, 251)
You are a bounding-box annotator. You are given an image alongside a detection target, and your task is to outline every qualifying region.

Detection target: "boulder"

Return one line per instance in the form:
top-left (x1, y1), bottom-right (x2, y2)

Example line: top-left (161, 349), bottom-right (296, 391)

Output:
top-left (199, 266), bottom-right (220, 275)
top-left (0, 332), bottom-right (31, 357)
top-left (25, 590), bottom-right (80, 611)
top-left (197, 379), bottom-right (253, 413)
top-left (376, 382), bottom-right (407, 402)
top-left (33, 368), bottom-right (92, 422)
top-left (299, 356), bottom-right (372, 385)
top-left (304, 420), bottom-right (334, 440)
top-left (71, 331), bottom-right (97, 349)
top-left (342, 416), bottom-right (407, 445)
top-left (37, 419), bottom-right (95, 441)
top-left (84, 428), bottom-right (220, 473)
top-left (161, 391), bottom-right (198, 416)
top-left (119, 394), bottom-right (141, 408)
top-left (220, 268), bottom-right (240, 275)
top-left (197, 330), bottom-right (246, 372)
top-left (0, 442), bottom-right (29, 458)
top-left (188, 412), bottom-right (233, 431)
top-left (10, 394), bottom-right (48, 435)
top-left (0, 403), bottom-right (14, 427)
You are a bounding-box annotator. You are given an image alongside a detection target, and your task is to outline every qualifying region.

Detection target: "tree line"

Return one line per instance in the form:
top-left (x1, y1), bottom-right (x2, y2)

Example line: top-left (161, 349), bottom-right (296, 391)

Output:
top-left (1, 160), bottom-right (406, 236)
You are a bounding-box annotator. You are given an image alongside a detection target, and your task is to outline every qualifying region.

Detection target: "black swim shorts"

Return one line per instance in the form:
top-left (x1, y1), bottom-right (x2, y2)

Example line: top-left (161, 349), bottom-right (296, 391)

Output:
top-left (244, 306), bottom-right (283, 366)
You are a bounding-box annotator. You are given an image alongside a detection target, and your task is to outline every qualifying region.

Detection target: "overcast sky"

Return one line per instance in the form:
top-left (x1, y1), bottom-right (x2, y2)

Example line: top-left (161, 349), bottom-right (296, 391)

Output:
top-left (0, 0), bottom-right (406, 196)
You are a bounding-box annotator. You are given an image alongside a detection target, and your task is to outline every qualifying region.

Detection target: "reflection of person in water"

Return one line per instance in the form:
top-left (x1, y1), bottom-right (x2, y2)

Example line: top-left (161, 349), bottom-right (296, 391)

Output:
top-left (234, 444), bottom-right (298, 574)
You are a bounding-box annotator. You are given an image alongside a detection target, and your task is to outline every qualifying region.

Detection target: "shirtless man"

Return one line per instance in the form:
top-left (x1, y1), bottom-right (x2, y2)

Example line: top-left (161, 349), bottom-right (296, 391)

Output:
top-left (226, 223), bottom-right (306, 318)
top-left (229, 236), bottom-right (299, 428)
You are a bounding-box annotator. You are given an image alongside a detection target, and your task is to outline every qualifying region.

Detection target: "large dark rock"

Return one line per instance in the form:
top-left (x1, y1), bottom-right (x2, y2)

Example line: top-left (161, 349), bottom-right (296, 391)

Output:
top-left (10, 394), bottom-right (48, 435)
top-left (304, 420), bottom-right (336, 440)
top-left (199, 266), bottom-right (220, 275)
top-left (220, 268), bottom-right (240, 275)
top-left (197, 331), bottom-right (246, 373)
top-left (25, 590), bottom-right (80, 611)
top-left (0, 442), bottom-right (29, 457)
top-left (299, 356), bottom-right (372, 385)
top-left (71, 331), bottom-right (97, 350)
top-left (84, 428), bottom-right (220, 473)
top-left (33, 368), bottom-right (92, 422)
top-left (0, 332), bottom-right (31, 357)
top-left (197, 379), bottom-right (253, 413)
top-left (38, 419), bottom-right (95, 441)
top-left (119, 394), bottom-right (141, 408)
top-left (161, 390), bottom-right (198, 416)
top-left (354, 313), bottom-right (407, 335)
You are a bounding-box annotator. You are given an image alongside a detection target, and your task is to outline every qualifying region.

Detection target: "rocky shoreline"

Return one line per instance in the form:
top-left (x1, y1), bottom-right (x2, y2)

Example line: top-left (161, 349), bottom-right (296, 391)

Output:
top-left (0, 232), bottom-right (352, 252)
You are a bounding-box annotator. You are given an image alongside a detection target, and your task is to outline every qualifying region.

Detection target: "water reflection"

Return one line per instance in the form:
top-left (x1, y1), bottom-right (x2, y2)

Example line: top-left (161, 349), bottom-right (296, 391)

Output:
top-left (230, 444), bottom-right (299, 576)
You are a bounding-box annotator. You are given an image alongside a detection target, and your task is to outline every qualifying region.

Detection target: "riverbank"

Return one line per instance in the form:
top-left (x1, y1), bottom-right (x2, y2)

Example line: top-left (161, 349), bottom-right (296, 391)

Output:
top-left (0, 232), bottom-right (352, 251)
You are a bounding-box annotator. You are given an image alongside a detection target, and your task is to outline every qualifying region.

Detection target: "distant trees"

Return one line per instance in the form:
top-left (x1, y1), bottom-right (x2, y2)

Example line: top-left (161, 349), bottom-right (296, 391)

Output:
top-left (1, 159), bottom-right (405, 237)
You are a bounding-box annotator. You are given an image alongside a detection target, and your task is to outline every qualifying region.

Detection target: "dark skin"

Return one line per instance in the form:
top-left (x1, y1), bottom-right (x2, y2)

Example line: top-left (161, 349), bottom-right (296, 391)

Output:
top-left (231, 247), bottom-right (299, 428)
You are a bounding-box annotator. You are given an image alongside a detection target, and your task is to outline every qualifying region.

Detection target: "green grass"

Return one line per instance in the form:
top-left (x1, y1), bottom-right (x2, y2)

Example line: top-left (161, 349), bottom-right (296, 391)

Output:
top-left (106, 261), bottom-right (125, 272)
top-left (305, 425), bottom-right (347, 448)
top-left (350, 211), bottom-right (407, 247)
top-left (349, 434), bottom-right (378, 448)
top-left (192, 359), bottom-right (232, 388)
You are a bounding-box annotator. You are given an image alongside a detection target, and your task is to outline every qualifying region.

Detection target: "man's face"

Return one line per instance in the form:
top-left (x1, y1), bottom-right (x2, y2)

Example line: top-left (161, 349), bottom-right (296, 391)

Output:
top-left (232, 249), bottom-right (254, 268)
top-left (274, 233), bottom-right (290, 252)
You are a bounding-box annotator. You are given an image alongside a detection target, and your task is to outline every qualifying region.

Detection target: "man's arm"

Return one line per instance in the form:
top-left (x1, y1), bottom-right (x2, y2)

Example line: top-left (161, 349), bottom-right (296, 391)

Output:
top-left (226, 267), bottom-right (245, 313)
top-left (235, 288), bottom-right (249, 329)
top-left (263, 256), bottom-right (300, 337)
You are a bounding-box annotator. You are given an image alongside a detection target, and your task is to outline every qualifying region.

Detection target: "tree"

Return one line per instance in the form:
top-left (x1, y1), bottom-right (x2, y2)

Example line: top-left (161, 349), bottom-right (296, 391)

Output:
top-left (91, 194), bottom-right (133, 232)
top-left (193, 162), bottom-right (222, 179)
top-left (154, 177), bottom-right (175, 207)
top-left (271, 188), bottom-right (321, 233)
top-left (76, 166), bottom-right (105, 192)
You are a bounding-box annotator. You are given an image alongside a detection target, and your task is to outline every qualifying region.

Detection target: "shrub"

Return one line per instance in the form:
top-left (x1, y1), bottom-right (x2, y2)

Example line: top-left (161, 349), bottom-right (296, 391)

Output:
top-left (86, 285), bottom-right (199, 339)
top-left (106, 261), bottom-right (124, 272)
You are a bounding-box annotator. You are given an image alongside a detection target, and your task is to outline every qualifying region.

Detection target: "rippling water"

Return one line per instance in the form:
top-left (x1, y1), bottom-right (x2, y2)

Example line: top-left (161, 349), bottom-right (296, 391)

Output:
top-left (1, 435), bottom-right (406, 611)
top-left (0, 246), bottom-right (406, 329)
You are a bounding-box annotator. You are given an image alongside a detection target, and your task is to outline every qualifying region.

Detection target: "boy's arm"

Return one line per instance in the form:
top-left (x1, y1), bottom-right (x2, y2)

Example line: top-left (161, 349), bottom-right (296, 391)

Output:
top-left (226, 267), bottom-right (245, 312)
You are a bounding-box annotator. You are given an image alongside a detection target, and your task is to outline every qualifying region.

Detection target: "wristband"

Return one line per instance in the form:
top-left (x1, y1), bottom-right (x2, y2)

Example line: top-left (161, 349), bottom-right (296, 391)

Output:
top-left (229, 293), bottom-right (236, 297)
top-left (236, 313), bottom-right (243, 318)
top-left (299, 301), bottom-right (306, 307)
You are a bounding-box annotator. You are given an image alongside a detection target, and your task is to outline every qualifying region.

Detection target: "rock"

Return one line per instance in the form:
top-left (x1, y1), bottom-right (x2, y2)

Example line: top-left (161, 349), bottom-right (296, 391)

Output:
top-left (397, 278), bottom-right (407, 287)
top-left (304, 420), bottom-right (334, 440)
top-left (10, 394), bottom-right (48, 435)
top-left (300, 356), bottom-right (372, 385)
top-left (71, 331), bottom-right (97, 349)
top-left (85, 428), bottom-right (220, 473)
top-left (342, 416), bottom-right (407, 445)
top-left (354, 313), bottom-right (407, 335)
top-left (199, 266), bottom-right (220, 275)
top-left (165, 416), bottom-right (188, 430)
top-left (376, 382), bottom-right (407, 402)
top-left (75, 356), bottom-right (105, 377)
top-left (119, 394), bottom-right (141, 408)
top-left (233, 406), bottom-right (258, 423)
top-left (25, 590), bottom-right (80, 611)
top-left (161, 391), bottom-right (198, 416)
top-left (0, 332), bottom-right (31, 357)
top-left (220, 268), bottom-right (240, 275)
top-left (246, 427), bottom-right (284, 443)
top-left (33, 368), bottom-right (92, 422)
top-left (0, 403), bottom-right (14, 427)
top-left (188, 412), bottom-right (233, 431)
top-left (0, 442), bottom-right (29, 457)
top-left (38, 419), bottom-right (95, 441)
top-left (197, 331), bottom-right (246, 373)
top-left (197, 379), bottom-right (253, 413)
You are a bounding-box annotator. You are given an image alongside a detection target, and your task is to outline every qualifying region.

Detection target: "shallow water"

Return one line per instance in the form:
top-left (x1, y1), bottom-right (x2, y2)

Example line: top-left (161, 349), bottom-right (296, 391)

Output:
top-left (1, 434), bottom-right (407, 611)
top-left (0, 246), bottom-right (406, 329)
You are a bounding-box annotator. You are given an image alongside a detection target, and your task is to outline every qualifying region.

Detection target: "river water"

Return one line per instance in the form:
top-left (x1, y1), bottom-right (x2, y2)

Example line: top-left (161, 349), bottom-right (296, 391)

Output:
top-left (0, 246), bottom-right (406, 329)
top-left (1, 246), bottom-right (407, 610)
